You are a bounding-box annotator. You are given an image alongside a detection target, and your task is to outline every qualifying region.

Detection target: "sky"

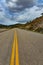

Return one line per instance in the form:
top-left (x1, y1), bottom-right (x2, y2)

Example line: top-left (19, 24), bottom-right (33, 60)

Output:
top-left (0, 0), bottom-right (43, 25)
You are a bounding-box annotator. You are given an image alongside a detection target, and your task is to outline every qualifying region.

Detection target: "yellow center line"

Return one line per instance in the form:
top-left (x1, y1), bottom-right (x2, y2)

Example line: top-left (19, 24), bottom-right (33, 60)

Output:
top-left (15, 31), bottom-right (19, 65)
top-left (10, 32), bottom-right (15, 65)
top-left (10, 30), bottom-right (19, 65)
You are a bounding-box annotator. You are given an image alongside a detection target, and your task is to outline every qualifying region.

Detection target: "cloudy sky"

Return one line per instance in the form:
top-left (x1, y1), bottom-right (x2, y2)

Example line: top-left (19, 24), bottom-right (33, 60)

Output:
top-left (0, 0), bottom-right (43, 25)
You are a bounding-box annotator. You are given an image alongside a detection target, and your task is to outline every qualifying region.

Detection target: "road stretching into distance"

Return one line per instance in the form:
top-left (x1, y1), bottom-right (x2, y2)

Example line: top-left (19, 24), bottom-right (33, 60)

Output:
top-left (0, 28), bottom-right (43, 65)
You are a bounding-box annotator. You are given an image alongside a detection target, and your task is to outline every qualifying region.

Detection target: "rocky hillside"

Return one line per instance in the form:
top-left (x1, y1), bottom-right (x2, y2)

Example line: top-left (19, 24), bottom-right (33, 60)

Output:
top-left (26, 16), bottom-right (43, 33)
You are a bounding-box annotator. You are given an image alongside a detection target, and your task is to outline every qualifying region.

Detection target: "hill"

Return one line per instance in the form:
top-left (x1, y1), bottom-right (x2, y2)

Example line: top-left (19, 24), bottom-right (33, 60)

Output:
top-left (23, 16), bottom-right (43, 33)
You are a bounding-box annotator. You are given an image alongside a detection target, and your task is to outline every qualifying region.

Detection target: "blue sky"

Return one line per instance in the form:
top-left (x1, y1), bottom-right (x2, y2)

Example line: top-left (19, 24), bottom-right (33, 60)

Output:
top-left (0, 0), bottom-right (43, 25)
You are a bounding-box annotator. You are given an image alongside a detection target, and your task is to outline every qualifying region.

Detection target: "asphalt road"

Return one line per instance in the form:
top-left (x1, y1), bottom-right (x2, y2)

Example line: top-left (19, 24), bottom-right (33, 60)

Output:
top-left (0, 28), bottom-right (43, 65)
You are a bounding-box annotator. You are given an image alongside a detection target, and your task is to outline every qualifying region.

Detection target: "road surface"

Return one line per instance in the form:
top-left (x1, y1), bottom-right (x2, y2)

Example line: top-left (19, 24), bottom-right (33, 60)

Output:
top-left (0, 28), bottom-right (43, 65)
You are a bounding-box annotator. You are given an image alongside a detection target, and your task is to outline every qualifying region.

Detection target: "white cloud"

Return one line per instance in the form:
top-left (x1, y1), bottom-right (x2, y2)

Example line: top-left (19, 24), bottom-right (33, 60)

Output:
top-left (0, 0), bottom-right (43, 25)
top-left (0, 12), bottom-right (18, 25)
top-left (1, 5), bottom-right (43, 25)
top-left (12, 0), bottom-right (17, 2)
top-left (7, 1), bottom-right (14, 7)
top-left (14, 6), bottom-right (43, 23)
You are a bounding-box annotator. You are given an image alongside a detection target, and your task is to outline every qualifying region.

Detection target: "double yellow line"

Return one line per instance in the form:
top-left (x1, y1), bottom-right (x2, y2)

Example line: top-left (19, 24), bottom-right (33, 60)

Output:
top-left (10, 31), bottom-right (19, 65)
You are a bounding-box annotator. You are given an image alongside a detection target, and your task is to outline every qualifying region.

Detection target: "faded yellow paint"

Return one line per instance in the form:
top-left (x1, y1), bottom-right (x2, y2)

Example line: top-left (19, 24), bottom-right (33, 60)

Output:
top-left (10, 32), bottom-right (15, 65)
